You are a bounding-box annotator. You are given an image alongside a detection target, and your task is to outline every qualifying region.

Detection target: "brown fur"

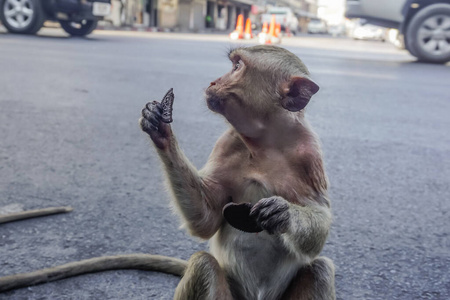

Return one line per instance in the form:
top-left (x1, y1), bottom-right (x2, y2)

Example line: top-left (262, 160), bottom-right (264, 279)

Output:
top-left (140, 45), bottom-right (335, 299)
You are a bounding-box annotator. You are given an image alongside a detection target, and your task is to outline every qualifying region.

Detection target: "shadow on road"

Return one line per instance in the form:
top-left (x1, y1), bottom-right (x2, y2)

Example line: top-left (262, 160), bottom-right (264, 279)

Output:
top-left (0, 26), bottom-right (105, 41)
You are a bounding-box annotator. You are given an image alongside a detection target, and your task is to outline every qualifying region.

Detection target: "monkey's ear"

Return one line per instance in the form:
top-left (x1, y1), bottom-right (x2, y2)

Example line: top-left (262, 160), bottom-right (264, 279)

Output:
top-left (281, 77), bottom-right (319, 112)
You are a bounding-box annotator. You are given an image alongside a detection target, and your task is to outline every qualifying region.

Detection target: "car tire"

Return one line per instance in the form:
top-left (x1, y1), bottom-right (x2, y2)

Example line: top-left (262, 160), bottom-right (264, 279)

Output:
top-left (0, 0), bottom-right (45, 34)
top-left (404, 34), bottom-right (419, 57)
top-left (60, 19), bottom-right (98, 36)
top-left (405, 3), bottom-right (450, 63)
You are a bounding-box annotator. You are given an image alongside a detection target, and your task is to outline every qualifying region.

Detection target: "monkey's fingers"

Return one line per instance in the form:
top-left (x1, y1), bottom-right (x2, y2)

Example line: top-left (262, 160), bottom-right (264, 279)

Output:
top-left (0, 206), bottom-right (73, 224)
top-left (146, 101), bottom-right (162, 115)
top-left (223, 203), bottom-right (263, 233)
top-left (142, 105), bottom-right (160, 129)
top-left (141, 101), bottom-right (162, 133)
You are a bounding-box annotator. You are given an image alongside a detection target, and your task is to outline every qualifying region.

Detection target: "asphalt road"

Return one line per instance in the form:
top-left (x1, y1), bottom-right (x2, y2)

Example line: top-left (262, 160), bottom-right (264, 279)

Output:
top-left (0, 27), bottom-right (449, 300)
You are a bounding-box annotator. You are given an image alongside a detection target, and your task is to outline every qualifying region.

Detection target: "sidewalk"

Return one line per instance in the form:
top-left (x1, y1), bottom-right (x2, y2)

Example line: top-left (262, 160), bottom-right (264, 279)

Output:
top-left (95, 20), bottom-right (231, 35)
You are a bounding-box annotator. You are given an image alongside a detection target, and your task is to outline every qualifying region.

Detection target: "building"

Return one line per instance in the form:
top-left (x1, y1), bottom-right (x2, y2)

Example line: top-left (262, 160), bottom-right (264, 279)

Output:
top-left (108, 0), bottom-right (318, 32)
top-left (177, 0), bottom-right (254, 31)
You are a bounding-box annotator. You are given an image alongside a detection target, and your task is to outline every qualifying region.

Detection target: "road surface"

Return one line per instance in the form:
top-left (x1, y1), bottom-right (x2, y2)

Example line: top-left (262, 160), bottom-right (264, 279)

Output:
top-left (1, 27), bottom-right (449, 299)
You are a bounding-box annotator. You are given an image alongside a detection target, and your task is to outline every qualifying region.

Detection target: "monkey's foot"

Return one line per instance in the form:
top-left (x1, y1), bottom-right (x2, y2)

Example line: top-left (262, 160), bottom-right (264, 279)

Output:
top-left (223, 203), bottom-right (263, 233)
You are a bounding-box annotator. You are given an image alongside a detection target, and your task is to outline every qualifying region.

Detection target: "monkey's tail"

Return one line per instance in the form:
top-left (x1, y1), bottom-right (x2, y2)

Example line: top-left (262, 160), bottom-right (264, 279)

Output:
top-left (0, 254), bottom-right (188, 292)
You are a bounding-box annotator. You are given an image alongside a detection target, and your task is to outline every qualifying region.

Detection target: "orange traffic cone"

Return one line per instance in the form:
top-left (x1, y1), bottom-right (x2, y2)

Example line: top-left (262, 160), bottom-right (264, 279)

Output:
top-left (244, 18), bottom-right (253, 39)
top-left (265, 15), bottom-right (276, 44)
top-left (275, 23), bottom-right (281, 37)
top-left (230, 14), bottom-right (244, 40)
top-left (258, 21), bottom-right (269, 44)
top-left (262, 21), bottom-right (268, 34)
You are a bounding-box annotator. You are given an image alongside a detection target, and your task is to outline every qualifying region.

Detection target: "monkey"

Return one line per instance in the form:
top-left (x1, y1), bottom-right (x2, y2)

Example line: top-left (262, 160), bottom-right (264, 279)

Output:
top-left (0, 45), bottom-right (335, 300)
top-left (139, 45), bottom-right (335, 300)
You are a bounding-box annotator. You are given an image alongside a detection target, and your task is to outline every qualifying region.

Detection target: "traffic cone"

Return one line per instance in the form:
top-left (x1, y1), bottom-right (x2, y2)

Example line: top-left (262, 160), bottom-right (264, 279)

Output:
top-left (265, 15), bottom-right (276, 44)
top-left (244, 18), bottom-right (253, 39)
top-left (262, 21), bottom-right (268, 34)
top-left (237, 14), bottom-right (244, 38)
top-left (258, 21), bottom-right (268, 44)
top-left (275, 23), bottom-right (281, 37)
top-left (230, 14), bottom-right (244, 40)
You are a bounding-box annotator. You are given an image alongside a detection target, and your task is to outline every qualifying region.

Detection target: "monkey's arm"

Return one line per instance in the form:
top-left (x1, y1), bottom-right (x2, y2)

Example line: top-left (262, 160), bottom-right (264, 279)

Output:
top-left (140, 100), bottom-right (227, 239)
top-left (155, 139), bottom-right (227, 239)
top-left (250, 197), bottom-right (331, 259)
top-left (282, 149), bottom-right (332, 258)
top-left (283, 201), bottom-right (332, 259)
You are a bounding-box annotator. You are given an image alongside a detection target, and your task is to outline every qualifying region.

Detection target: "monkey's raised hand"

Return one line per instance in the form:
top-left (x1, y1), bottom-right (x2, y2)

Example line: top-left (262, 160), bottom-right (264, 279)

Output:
top-left (250, 197), bottom-right (291, 235)
top-left (140, 88), bottom-right (174, 150)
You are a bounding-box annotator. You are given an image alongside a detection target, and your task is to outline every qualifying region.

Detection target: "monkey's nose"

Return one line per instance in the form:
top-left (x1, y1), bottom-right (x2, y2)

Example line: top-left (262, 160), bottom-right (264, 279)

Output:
top-left (209, 82), bottom-right (216, 88)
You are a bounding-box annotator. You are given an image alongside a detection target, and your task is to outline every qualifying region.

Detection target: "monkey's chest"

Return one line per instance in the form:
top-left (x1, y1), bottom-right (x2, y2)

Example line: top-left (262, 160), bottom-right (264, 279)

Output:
top-left (226, 160), bottom-right (304, 204)
top-left (210, 227), bottom-right (299, 300)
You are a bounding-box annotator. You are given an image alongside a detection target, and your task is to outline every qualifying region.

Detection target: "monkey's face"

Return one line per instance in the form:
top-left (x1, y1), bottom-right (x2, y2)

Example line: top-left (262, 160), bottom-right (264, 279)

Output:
top-left (205, 53), bottom-right (247, 116)
top-left (205, 46), bottom-right (320, 133)
top-left (205, 48), bottom-right (276, 130)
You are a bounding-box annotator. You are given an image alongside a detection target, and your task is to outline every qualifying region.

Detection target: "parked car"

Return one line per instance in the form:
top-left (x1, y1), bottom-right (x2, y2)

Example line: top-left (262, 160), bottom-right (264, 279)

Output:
top-left (261, 7), bottom-right (299, 34)
top-left (352, 22), bottom-right (386, 41)
top-left (0, 0), bottom-right (111, 36)
top-left (328, 24), bottom-right (346, 37)
top-left (346, 0), bottom-right (450, 63)
top-left (307, 18), bottom-right (328, 34)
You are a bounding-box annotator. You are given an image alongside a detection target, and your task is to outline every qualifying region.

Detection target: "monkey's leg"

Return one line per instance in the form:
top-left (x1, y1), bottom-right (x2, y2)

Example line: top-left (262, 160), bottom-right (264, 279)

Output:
top-left (174, 251), bottom-right (233, 300)
top-left (281, 256), bottom-right (336, 300)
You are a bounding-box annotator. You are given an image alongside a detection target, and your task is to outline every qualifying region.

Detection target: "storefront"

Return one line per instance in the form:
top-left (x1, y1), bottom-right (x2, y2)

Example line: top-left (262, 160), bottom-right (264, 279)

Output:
top-left (109, 0), bottom-right (263, 31)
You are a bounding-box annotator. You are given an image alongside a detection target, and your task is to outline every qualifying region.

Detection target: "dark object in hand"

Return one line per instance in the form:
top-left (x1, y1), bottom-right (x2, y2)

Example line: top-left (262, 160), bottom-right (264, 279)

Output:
top-left (160, 88), bottom-right (174, 123)
top-left (223, 202), bottom-right (263, 233)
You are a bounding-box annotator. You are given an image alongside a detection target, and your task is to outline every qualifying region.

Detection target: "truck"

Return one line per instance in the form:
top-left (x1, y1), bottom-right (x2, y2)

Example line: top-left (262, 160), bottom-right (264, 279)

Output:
top-left (261, 7), bottom-right (299, 35)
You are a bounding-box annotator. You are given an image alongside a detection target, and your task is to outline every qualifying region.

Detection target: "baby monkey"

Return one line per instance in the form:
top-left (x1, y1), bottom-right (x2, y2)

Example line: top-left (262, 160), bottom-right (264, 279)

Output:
top-left (140, 45), bottom-right (335, 300)
top-left (0, 45), bottom-right (335, 300)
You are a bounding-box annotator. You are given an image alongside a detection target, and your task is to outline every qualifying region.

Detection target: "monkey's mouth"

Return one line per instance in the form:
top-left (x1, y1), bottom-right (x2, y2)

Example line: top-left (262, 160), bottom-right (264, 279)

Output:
top-left (205, 92), bottom-right (224, 113)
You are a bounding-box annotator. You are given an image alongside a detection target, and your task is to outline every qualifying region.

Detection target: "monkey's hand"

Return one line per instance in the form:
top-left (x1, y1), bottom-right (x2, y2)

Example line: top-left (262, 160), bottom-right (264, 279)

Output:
top-left (140, 101), bottom-right (173, 150)
top-left (250, 197), bottom-right (290, 235)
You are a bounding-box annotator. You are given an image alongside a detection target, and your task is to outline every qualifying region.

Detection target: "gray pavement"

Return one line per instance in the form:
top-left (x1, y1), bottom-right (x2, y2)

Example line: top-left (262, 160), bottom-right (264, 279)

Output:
top-left (0, 27), bottom-right (449, 300)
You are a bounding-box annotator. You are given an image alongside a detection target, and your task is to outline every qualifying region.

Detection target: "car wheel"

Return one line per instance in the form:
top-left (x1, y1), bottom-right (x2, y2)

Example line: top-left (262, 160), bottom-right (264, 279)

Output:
top-left (0, 0), bottom-right (45, 34)
top-left (60, 19), bottom-right (98, 36)
top-left (406, 3), bottom-right (450, 63)
top-left (404, 34), bottom-right (419, 57)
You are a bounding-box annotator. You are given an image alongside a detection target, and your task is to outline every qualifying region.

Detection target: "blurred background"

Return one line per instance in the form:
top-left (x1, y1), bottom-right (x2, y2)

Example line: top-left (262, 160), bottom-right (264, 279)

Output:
top-left (1, 0), bottom-right (449, 299)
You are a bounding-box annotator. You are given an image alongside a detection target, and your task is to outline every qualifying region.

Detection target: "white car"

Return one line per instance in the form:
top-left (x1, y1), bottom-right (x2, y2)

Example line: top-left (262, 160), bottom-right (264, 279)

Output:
top-left (307, 18), bottom-right (328, 34)
top-left (352, 23), bottom-right (386, 41)
top-left (328, 24), bottom-right (346, 37)
top-left (346, 0), bottom-right (450, 63)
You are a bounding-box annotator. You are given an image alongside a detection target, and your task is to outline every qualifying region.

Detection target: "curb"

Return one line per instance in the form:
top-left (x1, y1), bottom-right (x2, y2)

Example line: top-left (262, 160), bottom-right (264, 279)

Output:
top-left (95, 25), bottom-right (168, 32)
